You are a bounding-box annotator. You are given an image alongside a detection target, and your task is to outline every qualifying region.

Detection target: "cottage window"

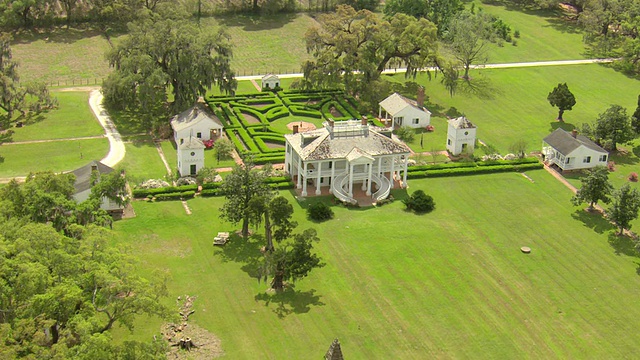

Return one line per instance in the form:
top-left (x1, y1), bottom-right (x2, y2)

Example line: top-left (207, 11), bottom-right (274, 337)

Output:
top-left (197, 132), bottom-right (202, 138)
top-left (583, 156), bottom-right (591, 163)
top-left (599, 155), bottom-right (607, 162)
top-left (412, 118), bottom-right (419, 125)
top-left (566, 157), bottom-right (572, 164)
top-left (395, 117), bottom-right (404, 125)
top-left (447, 139), bottom-right (451, 145)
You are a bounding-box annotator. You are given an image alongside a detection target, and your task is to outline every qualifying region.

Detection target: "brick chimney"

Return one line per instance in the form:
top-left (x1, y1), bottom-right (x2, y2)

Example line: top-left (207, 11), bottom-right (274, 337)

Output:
top-left (417, 86), bottom-right (425, 108)
top-left (361, 116), bottom-right (368, 126)
top-left (292, 125), bottom-right (299, 134)
top-left (328, 119), bottom-right (335, 128)
top-left (571, 129), bottom-right (578, 138)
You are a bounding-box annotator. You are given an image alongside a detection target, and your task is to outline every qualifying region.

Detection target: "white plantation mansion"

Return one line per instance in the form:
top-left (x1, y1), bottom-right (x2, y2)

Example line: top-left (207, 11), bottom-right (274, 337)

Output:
top-left (284, 119), bottom-right (411, 204)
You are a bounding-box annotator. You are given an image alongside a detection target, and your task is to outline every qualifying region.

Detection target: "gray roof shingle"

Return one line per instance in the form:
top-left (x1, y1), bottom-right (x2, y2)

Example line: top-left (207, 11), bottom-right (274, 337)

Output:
top-left (71, 160), bottom-right (115, 194)
top-left (543, 128), bottom-right (607, 155)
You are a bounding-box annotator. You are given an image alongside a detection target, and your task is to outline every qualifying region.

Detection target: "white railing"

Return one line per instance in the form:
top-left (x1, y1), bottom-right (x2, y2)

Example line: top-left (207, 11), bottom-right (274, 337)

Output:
top-left (331, 172), bottom-right (356, 204)
top-left (371, 174), bottom-right (391, 201)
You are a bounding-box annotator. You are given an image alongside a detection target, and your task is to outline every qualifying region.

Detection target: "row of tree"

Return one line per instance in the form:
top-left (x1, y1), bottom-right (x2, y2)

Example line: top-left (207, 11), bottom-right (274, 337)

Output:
top-left (572, 166), bottom-right (640, 235)
top-left (0, 171), bottom-right (169, 358)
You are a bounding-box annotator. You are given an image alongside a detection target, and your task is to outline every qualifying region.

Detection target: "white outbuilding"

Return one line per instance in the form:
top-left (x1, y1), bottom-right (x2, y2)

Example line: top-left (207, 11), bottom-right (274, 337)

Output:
top-left (261, 74), bottom-right (280, 90)
top-left (177, 136), bottom-right (206, 176)
top-left (171, 103), bottom-right (224, 146)
top-left (71, 160), bottom-right (125, 217)
top-left (378, 89), bottom-right (431, 129)
top-left (542, 128), bottom-right (608, 171)
top-left (446, 116), bottom-right (477, 155)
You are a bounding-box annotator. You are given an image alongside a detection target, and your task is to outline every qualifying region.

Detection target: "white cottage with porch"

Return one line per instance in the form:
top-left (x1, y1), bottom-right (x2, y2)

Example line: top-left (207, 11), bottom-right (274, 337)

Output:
top-left (177, 136), bottom-right (205, 176)
top-left (71, 160), bottom-right (125, 216)
top-left (378, 91), bottom-right (431, 129)
top-left (171, 103), bottom-right (224, 146)
top-left (284, 119), bottom-right (411, 204)
top-left (446, 116), bottom-right (477, 155)
top-left (261, 74), bottom-right (280, 90)
top-left (542, 128), bottom-right (608, 171)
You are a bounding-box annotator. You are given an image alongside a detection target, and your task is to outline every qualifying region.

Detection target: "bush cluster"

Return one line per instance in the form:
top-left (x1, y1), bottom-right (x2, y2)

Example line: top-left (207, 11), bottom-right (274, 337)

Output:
top-left (307, 202), bottom-right (334, 221)
top-left (403, 190), bottom-right (435, 213)
top-left (132, 184), bottom-right (198, 198)
top-left (155, 191), bottom-right (196, 201)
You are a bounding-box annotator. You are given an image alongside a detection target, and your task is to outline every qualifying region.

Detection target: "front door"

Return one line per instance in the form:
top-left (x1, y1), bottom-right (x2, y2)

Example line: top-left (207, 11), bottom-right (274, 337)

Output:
top-left (190, 164), bottom-right (197, 175)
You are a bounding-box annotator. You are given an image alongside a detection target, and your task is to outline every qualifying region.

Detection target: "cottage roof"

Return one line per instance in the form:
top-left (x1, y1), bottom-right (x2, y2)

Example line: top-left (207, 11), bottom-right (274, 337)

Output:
top-left (448, 116), bottom-right (476, 129)
top-left (379, 92), bottom-right (431, 116)
top-left (179, 136), bottom-right (206, 150)
top-left (170, 103), bottom-right (223, 133)
top-left (262, 73), bottom-right (280, 81)
top-left (543, 128), bottom-right (607, 155)
top-left (71, 160), bottom-right (114, 194)
top-left (285, 121), bottom-right (411, 161)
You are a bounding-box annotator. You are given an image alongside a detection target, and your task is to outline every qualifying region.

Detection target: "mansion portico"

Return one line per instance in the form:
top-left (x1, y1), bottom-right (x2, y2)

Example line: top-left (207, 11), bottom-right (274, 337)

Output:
top-left (284, 119), bottom-right (411, 204)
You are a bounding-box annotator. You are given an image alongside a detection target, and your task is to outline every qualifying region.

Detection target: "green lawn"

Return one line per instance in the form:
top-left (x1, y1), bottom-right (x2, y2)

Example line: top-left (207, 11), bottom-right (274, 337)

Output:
top-left (119, 137), bottom-right (170, 183)
top-left (388, 63), bottom-right (639, 154)
top-left (0, 138), bottom-right (109, 177)
top-left (10, 91), bottom-right (104, 142)
top-left (113, 169), bottom-right (640, 358)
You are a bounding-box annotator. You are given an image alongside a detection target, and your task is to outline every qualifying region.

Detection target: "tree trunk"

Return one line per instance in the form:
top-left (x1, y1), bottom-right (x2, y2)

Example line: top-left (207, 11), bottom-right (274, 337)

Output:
top-left (99, 317), bottom-right (116, 333)
top-left (50, 324), bottom-right (59, 345)
top-left (557, 109), bottom-right (564, 121)
top-left (463, 65), bottom-right (470, 80)
top-left (242, 217), bottom-right (250, 239)
top-left (271, 273), bottom-right (284, 291)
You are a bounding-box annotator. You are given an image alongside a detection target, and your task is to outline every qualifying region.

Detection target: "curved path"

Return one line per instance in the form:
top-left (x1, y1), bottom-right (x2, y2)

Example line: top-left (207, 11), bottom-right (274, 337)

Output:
top-left (88, 90), bottom-right (125, 168)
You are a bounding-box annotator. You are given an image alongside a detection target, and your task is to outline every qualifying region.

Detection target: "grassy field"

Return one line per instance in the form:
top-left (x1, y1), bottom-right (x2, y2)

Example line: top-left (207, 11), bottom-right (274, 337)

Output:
top-left (0, 138), bottom-right (109, 177)
top-left (387, 63), bottom-right (639, 153)
top-left (118, 136), bottom-right (170, 183)
top-left (10, 91), bottom-right (104, 142)
top-left (112, 169), bottom-right (640, 358)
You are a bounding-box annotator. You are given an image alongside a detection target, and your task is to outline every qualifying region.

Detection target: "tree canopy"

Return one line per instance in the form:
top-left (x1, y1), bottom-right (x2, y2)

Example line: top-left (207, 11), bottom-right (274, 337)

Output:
top-left (571, 165), bottom-right (613, 210)
top-left (632, 94), bottom-right (640, 134)
top-left (383, 0), bottom-right (462, 35)
top-left (302, 5), bottom-right (440, 96)
top-left (607, 184), bottom-right (640, 235)
top-left (547, 83), bottom-right (577, 121)
top-left (592, 104), bottom-right (635, 151)
top-left (102, 7), bottom-right (236, 130)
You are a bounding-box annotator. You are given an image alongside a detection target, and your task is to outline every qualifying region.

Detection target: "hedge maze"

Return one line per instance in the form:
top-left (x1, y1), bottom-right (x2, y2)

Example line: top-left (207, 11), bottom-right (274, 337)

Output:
top-left (206, 90), bottom-right (380, 164)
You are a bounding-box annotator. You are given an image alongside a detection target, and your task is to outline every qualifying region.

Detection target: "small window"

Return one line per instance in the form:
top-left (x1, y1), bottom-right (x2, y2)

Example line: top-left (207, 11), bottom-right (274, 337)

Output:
top-left (412, 118), bottom-right (419, 125)
top-left (599, 155), bottom-right (607, 162)
top-left (329, 162), bottom-right (333, 169)
top-left (447, 139), bottom-right (451, 145)
top-left (566, 157), bottom-right (572, 164)
top-left (197, 132), bottom-right (202, 138)
top-left (180, 139), bottom-right (184, 145)
top-left (583, 156), bottom-right (591, 163)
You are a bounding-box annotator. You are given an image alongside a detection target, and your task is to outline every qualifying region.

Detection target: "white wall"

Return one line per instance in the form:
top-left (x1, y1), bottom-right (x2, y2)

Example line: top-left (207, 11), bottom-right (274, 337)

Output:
top-left (393, 106), bottom-right (430, 129)
top-left (177, 148), bottom-right (205, 176)
top-left (262, 78), bottom-right (280, 89)
top-left (446, 125), bottom-right (477, 155)
top-left (174, 120), bottom-right (222, 144)
top-left (565, 146), bottom-right (608, 170)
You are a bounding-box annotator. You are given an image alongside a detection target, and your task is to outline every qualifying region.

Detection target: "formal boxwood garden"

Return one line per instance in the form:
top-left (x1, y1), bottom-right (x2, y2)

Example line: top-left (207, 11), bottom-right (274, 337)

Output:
top-left (206, 90), bottom-right (379, 165)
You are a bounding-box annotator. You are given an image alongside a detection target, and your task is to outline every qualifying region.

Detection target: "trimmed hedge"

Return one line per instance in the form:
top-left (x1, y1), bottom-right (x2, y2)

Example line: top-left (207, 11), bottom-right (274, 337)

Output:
top-left (200, 189), bottom-right (218, 197)
top-left (201, 182), bottom-right (223, 190)
top-left (289, 105), bottom-right (323, 118)
top-left (476, 157), bottom-right (540, 166)
top-left (265, 176), bottom-right (291, 183)
top-left (155, 191), bottom-right (196, 201)
top-left (269, 181), bottom-right (295, 189)
top-left (265, 106), bottom-right (290, 121)
top-left (408, 162), bottom-right (477, 172)
top-left (132, 184), bottom-right (198, 198)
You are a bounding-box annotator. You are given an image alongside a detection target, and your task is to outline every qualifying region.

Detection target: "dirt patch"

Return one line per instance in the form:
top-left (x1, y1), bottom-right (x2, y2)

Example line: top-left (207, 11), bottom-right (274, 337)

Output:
top-left (263, 141), bottom-right (285, 149)
top-left (56, 86), bottom-right (100, 92)
top-left (241, 112), bottom-right (261, 124)
top-left (248, 102), bottom-right (274, 108)
top-left (286, 121), bottom-right (317, 133)
top-left (329, 106), bottom-right (343, 118)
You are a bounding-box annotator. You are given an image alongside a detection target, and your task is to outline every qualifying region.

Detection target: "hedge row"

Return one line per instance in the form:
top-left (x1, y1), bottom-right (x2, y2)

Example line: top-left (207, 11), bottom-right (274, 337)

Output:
top-left (254, 136), bottom-right (286, 154)
top-left (336, 97), bottom-right (361, 118)
top-left (408, 161), bottom-right (477, 172)
top-left (407, 162), bottom-right (543, 179)
top-left (202, 182), bottom-right (223, 190)
top-left (265, 106), bottom-right (290, 121)
top-left (155, 191), bottom-right (196, 201)
top-left (289, 105), bottom-right (322, 118)
top-left (132, 184), bottom-right (198, 198)
top-left (269, 181), bottom-right (295, 189)
top-left (476, 157), bottom-right (540, 166)
top-left (221, 104), bottom-right (243, 128)
top-left (254, 155), bottom-right (285, 165)
top-left (321, 100), bottom-right (351, 120)
top-left (200, 189), bottom-right (218, 197)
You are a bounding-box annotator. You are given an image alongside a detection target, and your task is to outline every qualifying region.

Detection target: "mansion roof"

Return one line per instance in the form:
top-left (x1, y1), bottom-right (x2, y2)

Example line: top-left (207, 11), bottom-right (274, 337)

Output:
top-left (170, 103), bottom-right (223, 132)
top-left (285, 121), bottom-right (411, 161)
top-left (543, 128), bottom-right (607, 155)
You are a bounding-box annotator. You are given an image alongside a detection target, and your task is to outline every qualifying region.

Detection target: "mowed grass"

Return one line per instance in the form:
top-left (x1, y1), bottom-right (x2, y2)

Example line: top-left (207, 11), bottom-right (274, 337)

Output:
top-left (119, 137), bottom-right (170, 182)
top-left (477, 1), bottom-right (587, 63)
top-left (11, 91), bottom-right (104, 142)
top-left (113, 170), bottom-right (640, 358)
top-left (10, 28), bottom-right (116, 83)
top-left (388, 63), bottom-right (639, 153)
top-left (0, 138), bottom-right (109, 177)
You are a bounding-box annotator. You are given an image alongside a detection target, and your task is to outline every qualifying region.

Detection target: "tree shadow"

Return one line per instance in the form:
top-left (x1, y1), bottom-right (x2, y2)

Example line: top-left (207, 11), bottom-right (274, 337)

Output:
top-left (548, 121), bottom-right (575, 132)
top-left (214, 233), bottom-right (264, 279)
top-left (11, 26), bottom-right (107, 45)
top-left (608, 232), bottom-right (639, 257)
top-left (216, 13), bottom-right (298, 31)
top-left (609, 150), bottom-right (640, 166)
top-left (479, 0), bottom-right (582, 33)
top-left (457, 77), bottom-right (501, 100)
top-left (571, 209), bottom-right (614, 234)
top-left (254, 285), bottom-right (324, 319)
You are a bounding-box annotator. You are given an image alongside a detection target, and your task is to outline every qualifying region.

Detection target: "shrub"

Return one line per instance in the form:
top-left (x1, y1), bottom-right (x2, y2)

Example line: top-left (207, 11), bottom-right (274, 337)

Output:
top-left (608, 161), bottom-right (616, 172)
top-left (307, 202), bottom-right (334, 221)
top-left (403, 190), bottom-right (435, 213)
top-left (629, 172), bottom-right (638, 182)
top-left (200, 189), bottom-right (218, 197)
top-left (395, 126), bottom-right (415, 142)
top-left (514, 29), bottom-right (520, 38)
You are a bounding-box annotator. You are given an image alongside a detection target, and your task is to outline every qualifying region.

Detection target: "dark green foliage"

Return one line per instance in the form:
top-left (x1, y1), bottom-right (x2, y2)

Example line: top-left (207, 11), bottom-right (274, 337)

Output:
top-left (200, 189), bottom-right (218, 197)
top-left (307, 202), bottom-right (334, 221)
top-left (631, 95), bottom-right (640, 134)
top-left (572, 166), bottom-right (613, 210)
top-left (403, 190), bottom-right (435, 213)
top-left (154, 191), bottom-right (195, 201)
top-left (396, 126), bottom-right (416, 142)
top-left (406, 161), bottom-right (543, 179)
top-left (547, 83), bottom-right (576, 121)
top-left (132, 184), bottom-right (198, 198)
top-left (383, 0), bottom-right (462, 35)
top-left (593, 104), bottom-right (635, 151)
top-left (607, 184), bottom-right (640, 235)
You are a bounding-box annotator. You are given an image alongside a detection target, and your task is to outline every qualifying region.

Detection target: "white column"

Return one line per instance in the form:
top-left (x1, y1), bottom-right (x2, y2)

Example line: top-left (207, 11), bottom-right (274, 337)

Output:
top-left (378, 157), bottom-right (382, 176)
top-left (316, 161), bottom-right (322, 195)
top-left (402, 156), bottom-right (408, 188)
top-left (284, 144), bottom-right (290, 174)
top-left (329, 161), bottom-right (335, 194)
top-left (296, 155), bottom-right (302, 189)
top-left (390, 155), bottom-right (395, 184)
top-left (348, 164), bottom-right (354, 197)
top-left (366, 163), bottom-right (373, 196)
top-left (378, 106), bottom-right (382, 118)
top-left (302, 162), bottom-right (308, 196)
